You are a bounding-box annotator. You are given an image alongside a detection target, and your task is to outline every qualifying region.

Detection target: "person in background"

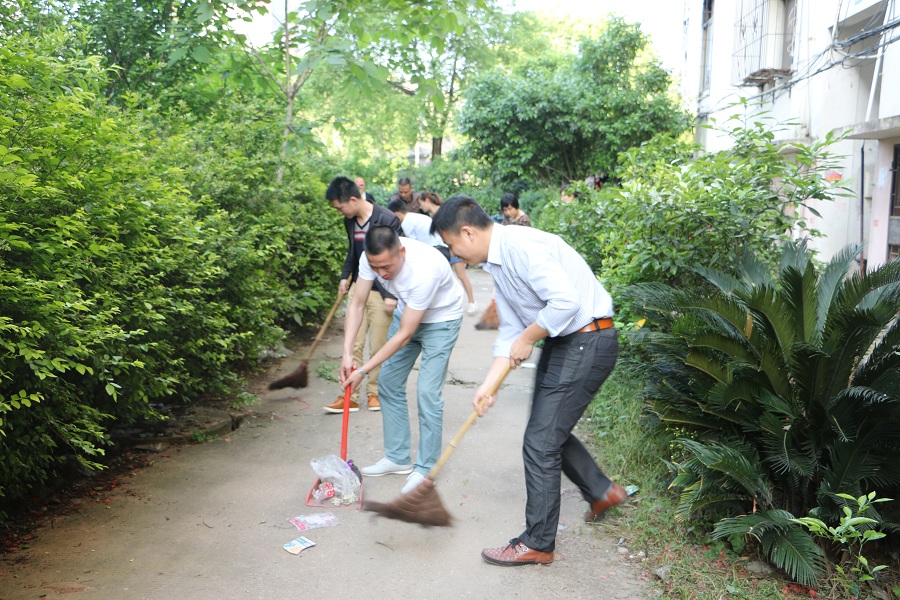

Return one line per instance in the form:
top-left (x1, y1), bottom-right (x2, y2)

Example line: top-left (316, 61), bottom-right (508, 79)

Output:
top-left (499, 193), bottom-right (531, 227)
top-left (355, 176), bottom-right (376, 203)
top-left (386, 199), bottom-right (452, 263)
top-left (324, 176), bottom-right (403, 414)
top-left (432, 195), bottom-right (626, 567)
top-left (560, 182), bottom-right (576, 203)
top-left (389, 176), bottom-right (424, 214)
top-left (419, 191), bottom-right (478, 316)
top-left (340, 226), bottom-right (463, 495)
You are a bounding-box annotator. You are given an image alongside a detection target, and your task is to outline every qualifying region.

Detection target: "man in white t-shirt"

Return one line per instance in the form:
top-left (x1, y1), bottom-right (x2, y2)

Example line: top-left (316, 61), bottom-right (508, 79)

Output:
top-left (339, 226), bottom-right (464, 494)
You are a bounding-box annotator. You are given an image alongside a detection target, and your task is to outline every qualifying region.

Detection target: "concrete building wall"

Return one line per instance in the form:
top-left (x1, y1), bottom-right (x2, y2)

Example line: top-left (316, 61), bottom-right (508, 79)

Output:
top-left (677, 0), bottom-right (900, 269)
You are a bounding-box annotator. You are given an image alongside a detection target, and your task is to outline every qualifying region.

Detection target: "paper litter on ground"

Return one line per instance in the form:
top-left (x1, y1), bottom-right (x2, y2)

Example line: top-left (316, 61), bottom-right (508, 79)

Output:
top-left (289, 512), bottom-right (340, 532)
top-left (283, 536), bottom-right (316, 555)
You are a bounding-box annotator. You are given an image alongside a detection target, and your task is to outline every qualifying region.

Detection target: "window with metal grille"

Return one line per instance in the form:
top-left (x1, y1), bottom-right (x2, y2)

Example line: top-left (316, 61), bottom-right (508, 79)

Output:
top-left (732, 0), bottom-right (795, 86)
top-left (890, 245), bottom-right (900, 261)
top-left (700, 0), bottom-right (715, 95)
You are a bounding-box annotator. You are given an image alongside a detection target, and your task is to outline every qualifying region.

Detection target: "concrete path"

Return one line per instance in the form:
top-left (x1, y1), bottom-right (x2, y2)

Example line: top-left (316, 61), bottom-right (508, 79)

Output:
top-left (0, 268), bottom-right (649, 600)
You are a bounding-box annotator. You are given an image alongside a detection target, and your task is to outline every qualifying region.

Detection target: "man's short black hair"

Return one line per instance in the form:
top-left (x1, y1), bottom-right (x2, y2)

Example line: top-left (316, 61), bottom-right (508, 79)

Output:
top-left (386, 199), bottom-right (407, 214)
top-left (397, 176), bottom-right (412, 187)
top-left (430, 195), bottom-right (493, 236)
top-left (500, 193), bottom-right (519, 210)
top-left (365, 225), bottom-right (401, 256)
top-left (326, 176), bottom-right (361, 204)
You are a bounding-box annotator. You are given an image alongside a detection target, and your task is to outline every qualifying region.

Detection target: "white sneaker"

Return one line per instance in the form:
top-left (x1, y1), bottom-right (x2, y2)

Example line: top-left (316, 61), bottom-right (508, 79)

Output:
top-left (360, 457), bottom-right (413, 477)
top-left (401, 471), bottom-right (427, 494)
top-left (466, 302), bottom-right (479, 316)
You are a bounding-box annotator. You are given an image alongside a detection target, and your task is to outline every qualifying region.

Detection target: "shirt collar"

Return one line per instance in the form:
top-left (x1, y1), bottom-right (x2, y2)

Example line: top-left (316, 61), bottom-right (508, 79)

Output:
top-left (486, 223), bottom-right (504, 266)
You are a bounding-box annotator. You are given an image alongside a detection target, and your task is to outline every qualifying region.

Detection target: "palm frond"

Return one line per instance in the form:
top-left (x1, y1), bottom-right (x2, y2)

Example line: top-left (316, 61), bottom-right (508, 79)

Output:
top-left (760, 523), bottom-right (826, 587)
top-left (757, 342), bottom-right (793, 400)
top-left (821, 433), bottom-right (888, 501)
top-left (677, 438), bottom-right (773, 503)
top-left (823, 308), bottom-right (895, 398)
top-left (737, 247), bottom-right (776, 289)
top-left (778, 239), bottom-right (812, 273)
top-left (854, 312), bottom-right (900, 385)
top-left (696, 265), bottom-right (744, 296)
top-left (778, 261), bottom-right (819, 343)
top-left (757, 413), bottom-right (817, 478)
top-left (748, 285), bottom-right (797, 361)
top-left (815, 245), bottom-right (858, 341)
top-left (705, 380), bottom-right (764, 427)
top-left (686, 350), bottom-right (731, 384)
top-left (683, 296), bottom-right (754, 341)
top-left (827, 259), bottom-right (900, 332)
top-left (692, 332), bottom-right (756, 363)
top-left (713, 509), bottom-right (798, 540)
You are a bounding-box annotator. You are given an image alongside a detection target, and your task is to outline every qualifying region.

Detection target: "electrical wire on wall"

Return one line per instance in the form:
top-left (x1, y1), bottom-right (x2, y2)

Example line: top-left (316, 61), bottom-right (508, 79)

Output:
top-left (699, 0), bottom-right (899, 119)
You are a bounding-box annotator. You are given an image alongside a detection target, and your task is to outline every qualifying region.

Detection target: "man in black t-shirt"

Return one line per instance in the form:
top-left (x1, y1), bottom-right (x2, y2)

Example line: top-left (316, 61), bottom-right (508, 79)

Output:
top-left (324, 176), bottom-right (404, 413)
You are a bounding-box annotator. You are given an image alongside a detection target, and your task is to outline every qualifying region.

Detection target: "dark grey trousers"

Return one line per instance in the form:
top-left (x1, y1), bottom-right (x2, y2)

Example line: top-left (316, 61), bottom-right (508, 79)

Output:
top-left (517, 327), bottom-right (619, 552)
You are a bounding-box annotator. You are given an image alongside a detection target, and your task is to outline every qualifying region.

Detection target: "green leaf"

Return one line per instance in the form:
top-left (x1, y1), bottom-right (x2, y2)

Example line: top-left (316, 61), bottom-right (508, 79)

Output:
top-left (191, 45), bottom-right (211, 64)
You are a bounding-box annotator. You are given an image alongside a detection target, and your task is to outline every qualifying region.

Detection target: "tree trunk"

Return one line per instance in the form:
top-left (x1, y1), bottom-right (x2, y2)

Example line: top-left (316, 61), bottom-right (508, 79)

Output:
top-left (432, 136), bottom-right (443, 158)
top-left (276, 0), bottom-right (291, 184)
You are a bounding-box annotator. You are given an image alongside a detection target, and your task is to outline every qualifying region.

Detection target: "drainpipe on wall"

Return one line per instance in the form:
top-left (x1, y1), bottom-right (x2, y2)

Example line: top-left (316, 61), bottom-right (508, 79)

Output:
top-left (859, 1), bottom-right (892, 274)
top-left (861, 143), bottom-right (867, 275)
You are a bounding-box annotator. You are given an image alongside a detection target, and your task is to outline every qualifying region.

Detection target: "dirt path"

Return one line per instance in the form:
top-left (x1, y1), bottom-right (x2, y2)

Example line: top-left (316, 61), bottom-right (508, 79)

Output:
top-left (0, 269), bottom-right (650, 600)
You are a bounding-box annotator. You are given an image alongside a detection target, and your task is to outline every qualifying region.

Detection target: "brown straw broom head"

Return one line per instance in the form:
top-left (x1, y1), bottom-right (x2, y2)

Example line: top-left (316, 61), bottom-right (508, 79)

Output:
top-left (363, 479), bottom-right (452, 527)
top-left (268, 292), bottom-right (345, 391)
top-left (267, 361), bottom-right (309, 390)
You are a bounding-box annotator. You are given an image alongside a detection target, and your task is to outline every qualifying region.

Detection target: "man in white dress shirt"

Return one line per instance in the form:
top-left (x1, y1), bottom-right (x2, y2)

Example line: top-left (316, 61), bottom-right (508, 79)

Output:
top-left (339, 226), bottom-right (464, 495)
top-left (432, 195), bottom-right (625, 567)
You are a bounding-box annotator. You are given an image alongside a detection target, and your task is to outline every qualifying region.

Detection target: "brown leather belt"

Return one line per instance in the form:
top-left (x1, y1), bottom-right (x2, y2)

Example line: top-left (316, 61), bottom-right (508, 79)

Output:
top-left (578, 317), bottom-right (614, 333)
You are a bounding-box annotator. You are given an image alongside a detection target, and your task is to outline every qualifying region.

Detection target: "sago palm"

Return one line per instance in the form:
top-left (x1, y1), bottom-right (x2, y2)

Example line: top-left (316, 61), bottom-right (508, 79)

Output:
top-left (626, 242), bottom-right (900, 585)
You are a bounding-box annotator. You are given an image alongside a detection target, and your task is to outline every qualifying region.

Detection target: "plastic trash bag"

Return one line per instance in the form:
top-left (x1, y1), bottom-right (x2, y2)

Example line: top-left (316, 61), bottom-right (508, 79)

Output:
top-left (310, 454), bottom-right (360, 504)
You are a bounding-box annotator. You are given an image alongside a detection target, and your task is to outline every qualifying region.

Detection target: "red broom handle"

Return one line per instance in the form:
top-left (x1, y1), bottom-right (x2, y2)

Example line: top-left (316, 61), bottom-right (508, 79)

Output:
top-left (340, 370), bottom-right (353, 461)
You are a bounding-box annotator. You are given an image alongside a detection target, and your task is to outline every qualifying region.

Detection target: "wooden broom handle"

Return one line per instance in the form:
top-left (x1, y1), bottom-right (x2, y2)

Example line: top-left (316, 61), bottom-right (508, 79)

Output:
top-left (304, 292), bottom-right (346, 362)
top-left (427, 364), bottom-right (512, 480)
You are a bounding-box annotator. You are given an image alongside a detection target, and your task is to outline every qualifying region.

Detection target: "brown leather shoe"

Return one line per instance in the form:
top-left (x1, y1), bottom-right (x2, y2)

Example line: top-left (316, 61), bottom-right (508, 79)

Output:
top-left (481, 539), bottom-right (553, 566)
top-left (584, 482), bottom-right (628, 522)
top-left (323, 395), bottom-right (359, 414)
top-left (367, 395), bottom-right (381, 411)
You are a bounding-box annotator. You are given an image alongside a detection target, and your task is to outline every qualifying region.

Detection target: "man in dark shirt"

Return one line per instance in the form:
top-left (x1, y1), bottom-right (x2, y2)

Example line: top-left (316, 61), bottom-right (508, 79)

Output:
top-left (388, 176), bottom-right (424, 214)
top-left (324, 176), bottom-right (404, 413)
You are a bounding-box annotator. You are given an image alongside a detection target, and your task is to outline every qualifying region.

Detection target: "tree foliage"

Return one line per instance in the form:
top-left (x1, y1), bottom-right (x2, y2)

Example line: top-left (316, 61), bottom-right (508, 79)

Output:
top-left (0, 28), bottom-right (344, 514)
top-left (70, 0), bottom-right (261, 100)
top-left (537, 115), bottom-right (850, 296)
top-left (458, 17), bottom-right (690, 184)
top-left (625, 242), bottom-right (900, 585)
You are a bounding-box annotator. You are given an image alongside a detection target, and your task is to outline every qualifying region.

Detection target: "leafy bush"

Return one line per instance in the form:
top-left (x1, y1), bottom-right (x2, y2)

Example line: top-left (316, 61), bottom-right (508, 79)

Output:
top-left (405, 154), bottom-right (507, 210)
top-left (625, 242), bottom-right (900, 585)
top-left (538, 116), bottom-right (850, 296)
top-left (146, 92), bottom-right (345, 329)
top-left (0, 30), bottom-right (343, 513)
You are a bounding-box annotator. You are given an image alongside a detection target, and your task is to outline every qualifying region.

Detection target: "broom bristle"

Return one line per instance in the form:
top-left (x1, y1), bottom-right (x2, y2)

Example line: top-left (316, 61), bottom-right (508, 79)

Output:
top-left (267, 361), bottom-right (309, 390)
top-left (475, 299), bottom-right (499, 330)
top-left (362, 479), bottom-right (453, 527)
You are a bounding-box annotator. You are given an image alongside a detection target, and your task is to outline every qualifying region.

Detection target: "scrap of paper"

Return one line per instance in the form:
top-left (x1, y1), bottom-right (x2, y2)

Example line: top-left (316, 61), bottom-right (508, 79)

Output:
top-left (288, 512), bottom-right (340, 532)
top-left (283, 536), bottom-right (316, 555)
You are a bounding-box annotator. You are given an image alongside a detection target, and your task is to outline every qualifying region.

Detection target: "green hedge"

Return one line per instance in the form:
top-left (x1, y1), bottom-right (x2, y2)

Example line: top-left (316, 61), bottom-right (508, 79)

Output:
top-left (0, 31), bottom-right (343, 513)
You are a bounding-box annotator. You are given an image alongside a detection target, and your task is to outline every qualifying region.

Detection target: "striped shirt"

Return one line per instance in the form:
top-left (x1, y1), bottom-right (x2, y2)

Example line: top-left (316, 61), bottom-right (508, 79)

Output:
top-left (483, 225), bottom-right (614, 358)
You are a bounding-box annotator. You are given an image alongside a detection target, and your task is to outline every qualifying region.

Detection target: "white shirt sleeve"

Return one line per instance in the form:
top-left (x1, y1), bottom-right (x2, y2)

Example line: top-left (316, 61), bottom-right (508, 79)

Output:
top-left (358, 252), bottom-right (376, 281)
